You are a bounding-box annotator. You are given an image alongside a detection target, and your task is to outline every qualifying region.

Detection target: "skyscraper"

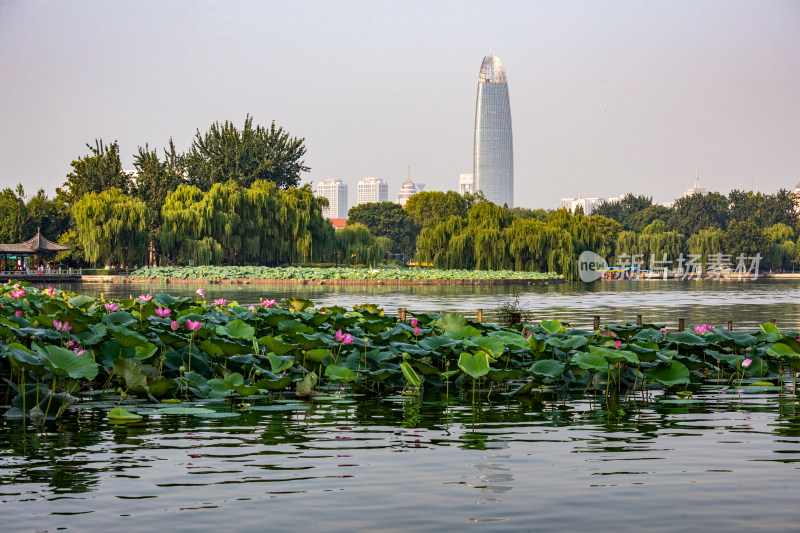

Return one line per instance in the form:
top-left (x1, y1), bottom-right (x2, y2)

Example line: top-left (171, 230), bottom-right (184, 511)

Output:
top-left (473, 54), bottom-right (514, 207)
top-left (316, 178), bottom-right (348, 219)
top-left (357, 177), bottom-right (389, 205)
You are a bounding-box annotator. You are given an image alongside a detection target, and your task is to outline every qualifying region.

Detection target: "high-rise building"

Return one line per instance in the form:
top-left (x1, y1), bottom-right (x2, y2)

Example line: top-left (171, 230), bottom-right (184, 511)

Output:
top-left (681, 169), bottom-right (709, 198)
top-left (396, 178), bottom-right (418, 206)
top-left (317, 178), bottom-right (348, 219)
top-left (357, 177), bottom-right (389, 205)
top-left (459, 173), bottom-right (474, 195)
top-left (473, 54), bottom-right (514, 207)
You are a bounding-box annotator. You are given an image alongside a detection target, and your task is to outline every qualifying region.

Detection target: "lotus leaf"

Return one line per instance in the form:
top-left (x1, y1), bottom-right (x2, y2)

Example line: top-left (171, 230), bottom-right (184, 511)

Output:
top-left (644, 360), bottom-right (691, 386)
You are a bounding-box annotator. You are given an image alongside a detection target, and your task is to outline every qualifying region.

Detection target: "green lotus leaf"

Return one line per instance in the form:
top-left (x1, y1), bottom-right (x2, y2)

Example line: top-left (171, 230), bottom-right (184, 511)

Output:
top-left (325, 364), bottom-right (356, 383)
top-left (306, 348), bottom-right (331, 363)
top-left (588, 345), bottom-right (639, 365)
top-left (158, 407), bottom-right (217, 415)
top-left (34, 343), bottom-right (99, 380)
top-left (644, 360), bottom-right (691, 386)
top-left (457, 351), bottom-right (490, 379)
top-left (256, 375), bottom-right (294, 391)
top-left (438, 313), bottom-right (467, 333)
top-left (216, 319), bottom-right (255, 341)
top-left (114, 358), bottom-right (149, 394)
top-left (266, 353), bottom-right (294, 373)
top-left (529, 359), bottom-right (565, 379)
top-left (259, 336), bottom-right (299, 355)
top-left (571, 352), bottom-right (608, 372)
top-left (107, 407), bottom-right (143, 421)
top-left (540, 320), bottom-right (566, 334)
top-left (400, 361), bottom-right (421, 387)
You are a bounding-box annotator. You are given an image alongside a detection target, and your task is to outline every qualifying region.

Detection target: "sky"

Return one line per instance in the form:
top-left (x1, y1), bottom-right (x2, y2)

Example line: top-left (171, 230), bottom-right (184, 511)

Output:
top-left (1, 0), bottom-right (798, 209)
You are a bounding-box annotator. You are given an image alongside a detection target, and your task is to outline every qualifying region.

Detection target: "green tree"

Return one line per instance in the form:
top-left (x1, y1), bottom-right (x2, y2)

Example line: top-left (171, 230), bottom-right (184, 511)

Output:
top-left (588, 214), bottom-right (623, 259)
top-left (669, 192), bottom-right (729, 236)
top-left (723, 220), bottom-right (769, 261)
top-left (186, 115), bottom-right (309, 191)
top-left (22, 188), bottom-right (70, 241)
top-left (57, 140), bottom-right (130, 205)
top-left (0, 185), bottom-right (27, 243)
top-left (593, 193), bottom-right (654, 229)
top-left (73, 188), bottom-right (150, 267)
top-left (347, 202), bottom-right (420, 259)
top-left (334, 223), bottom-right (391, 267)
top-left (687, 228), bottom-right (724, 269)
top-left (132, 141), bottom-right (187, 264)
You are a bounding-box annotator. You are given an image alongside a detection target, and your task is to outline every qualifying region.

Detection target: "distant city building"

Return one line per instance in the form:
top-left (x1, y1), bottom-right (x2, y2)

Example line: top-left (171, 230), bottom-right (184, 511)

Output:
top-left (396, 177), bottom-right (419, 206)
top-left (459, 173), bottom-right (475, 195)
top-left (681, 169), bottom-right (709, 198)
top-left (560, 195), bottom-right (605, 215)
top-left (357, 177), bottom-right (389, 205)
top-left (317, 178), bottom-right (348, 219)
top-left (473, 54), bottom-right (514, 207)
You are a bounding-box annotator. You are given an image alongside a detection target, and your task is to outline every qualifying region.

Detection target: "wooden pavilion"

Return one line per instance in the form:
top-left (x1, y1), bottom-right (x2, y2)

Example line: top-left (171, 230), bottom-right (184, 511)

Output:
top-left (0, 229), bottom-right (74, 277)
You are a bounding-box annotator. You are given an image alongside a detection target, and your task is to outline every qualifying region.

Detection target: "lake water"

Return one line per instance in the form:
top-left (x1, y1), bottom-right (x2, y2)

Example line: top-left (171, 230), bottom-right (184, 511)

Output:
top-left (41, 278), bottom-right (800, 331)
top-left (2, 389), bottom-right (800, 532)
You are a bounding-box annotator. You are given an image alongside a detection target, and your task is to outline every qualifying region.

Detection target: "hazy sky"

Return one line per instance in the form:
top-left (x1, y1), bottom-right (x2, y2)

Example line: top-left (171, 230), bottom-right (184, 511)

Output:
top-left (1, 0), bottom-right (798, 209)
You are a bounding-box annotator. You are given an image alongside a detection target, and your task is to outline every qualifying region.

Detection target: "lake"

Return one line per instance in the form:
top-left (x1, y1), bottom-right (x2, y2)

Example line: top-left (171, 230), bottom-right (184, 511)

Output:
top-left (2, 389), bottom-right (799, 532)
top-left (40, 278), bottom-right (800, 331)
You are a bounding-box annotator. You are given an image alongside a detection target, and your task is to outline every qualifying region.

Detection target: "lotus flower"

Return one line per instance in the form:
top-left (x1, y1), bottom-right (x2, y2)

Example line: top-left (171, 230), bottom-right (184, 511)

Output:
top-left (694, 325), bottom-right (707, 335)
top-left (248, 305), bottom-right (256, 312)
top-left (104, 302), bottom-right (119, 312)
top-left (196, 288), bottom-right (206, 298)
top-left (335, 329), bottom-right (353, 345)
top-left (43, 286), bottom-right (56, 297)
top-left (414, 326), bottom-right (421, 336)
top-left (9, 289), bottom-right (25, 298)
top-left (262, 299), bottom-right (276, 308)
top-left (138, 294), bottom-right (153, 304)
top-left (186, 320), bottom-right (203, 331)
top-left (15, 311), bottom-right (22, 316)
top-left (74, 349), bottom-right (86, 355)
top-left (742, 358), bottom-right (752, 368)
top-left (171, 320), bottom-right (179, 331)
top-left (68, 340), bottom-right (79, 349)
top-left (411, 318), bottom-right (418, 327)
top-left (213, 298), bottom-right (227, 306)
top-left (660, 327), bottom-right (667, 333)
top-left (155, 307), bottom-right (171, 317)
top-left (614, 339), bottom-right (622, 350)
top-left (53, 320), bottom-right (72, 332)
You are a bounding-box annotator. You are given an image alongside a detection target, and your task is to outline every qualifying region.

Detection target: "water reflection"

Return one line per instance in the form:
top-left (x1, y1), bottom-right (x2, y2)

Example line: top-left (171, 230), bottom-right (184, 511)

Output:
top-left (2, 391), bottom-right (800, 531)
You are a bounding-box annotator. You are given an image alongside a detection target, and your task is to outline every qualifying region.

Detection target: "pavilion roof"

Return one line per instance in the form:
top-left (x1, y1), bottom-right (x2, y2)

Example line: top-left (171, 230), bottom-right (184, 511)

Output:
top-left (0, 229), bottom-right (71, 254)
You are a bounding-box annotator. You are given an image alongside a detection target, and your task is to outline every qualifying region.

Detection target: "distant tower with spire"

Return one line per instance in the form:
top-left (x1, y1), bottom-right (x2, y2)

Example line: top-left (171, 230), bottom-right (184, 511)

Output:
top-left (681, 168), bottom-right (709, 198)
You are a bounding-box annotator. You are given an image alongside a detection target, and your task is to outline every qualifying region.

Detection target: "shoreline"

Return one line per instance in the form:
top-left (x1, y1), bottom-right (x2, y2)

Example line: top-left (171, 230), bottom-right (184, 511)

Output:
top-left (115, 276), bottom-right (565, 286)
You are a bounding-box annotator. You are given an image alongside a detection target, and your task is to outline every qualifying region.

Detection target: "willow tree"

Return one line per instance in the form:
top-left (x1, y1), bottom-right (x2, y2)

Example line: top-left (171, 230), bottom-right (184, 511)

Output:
top-left (73, 188), bottom-right (149, 267)
top-left (335, 223), bottom-right (390, 267)
top-left (687, 228), bottom-right (724, 269)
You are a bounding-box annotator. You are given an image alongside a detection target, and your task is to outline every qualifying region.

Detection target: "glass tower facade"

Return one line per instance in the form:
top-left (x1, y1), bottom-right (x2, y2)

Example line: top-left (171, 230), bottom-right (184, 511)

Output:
top-left (473, 54), bottom-right (513, 207)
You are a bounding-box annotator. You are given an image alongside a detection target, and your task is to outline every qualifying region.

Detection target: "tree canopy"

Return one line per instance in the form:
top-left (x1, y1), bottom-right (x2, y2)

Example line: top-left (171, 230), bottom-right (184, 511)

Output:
top-left (347, 202), bottom-right (420, 258)
top-left (186, 115), bottom-right (309, 191)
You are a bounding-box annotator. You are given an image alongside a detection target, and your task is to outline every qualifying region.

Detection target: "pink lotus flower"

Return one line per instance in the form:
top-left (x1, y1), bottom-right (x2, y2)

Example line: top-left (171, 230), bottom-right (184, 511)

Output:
top-left (660, 327), bottom-right (667, 333)
top-left (74, 349), bottom-right (86, 355)
top-left (68, 340), bottom-right (79, 349)
top-left (104, 302), bottom-right (119, 312)
top-left (742, 358), bottom-right (752, 368)
top-left (171, 320), bottom-right (179, 331)
top-left (614, 339), bottom-right (622, 350)
top-left (15, 311), bottom-right (22, 316)
top-left (9, 289), bottom-right (25, 298)
top-left (411, 318), bottom-right (418, 327)
top-left (196, 288), bottom-right (205, 298)
top-left (335, 329), bottom-right (354, 345)
top-left (413, 326), bottom-right (421, 336)
top-left (248, 305), bottom-right (256, 312)
top-left (186, 320), bottom-right (203, 331)
top-left (213, 298), bottom-right (226, 306)
top-left (138, 294), bottom-right (153, 304)
top-left (694, 325), bottom-right (707, 335)
top-left (738, 389), bottom-right (746, 394)
top-left (155, 307), bottom-right (171, 318)
top-left (53, 320), bottom-right (72, 332)
top-left (43, 286), bottom-right (56, 297)
top-left (262, 299), bottom-right (276, 308)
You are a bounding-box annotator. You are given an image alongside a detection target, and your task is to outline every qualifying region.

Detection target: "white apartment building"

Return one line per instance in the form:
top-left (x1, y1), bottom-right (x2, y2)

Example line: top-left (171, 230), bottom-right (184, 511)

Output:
top-left (317, 178), bottom-right (349, 219)
top-left (357, 177), bottom-right (389, 205)
top-left (459, 173), bottom-right (474, 195)
top-left (559, 195), bottom-right (607, 215)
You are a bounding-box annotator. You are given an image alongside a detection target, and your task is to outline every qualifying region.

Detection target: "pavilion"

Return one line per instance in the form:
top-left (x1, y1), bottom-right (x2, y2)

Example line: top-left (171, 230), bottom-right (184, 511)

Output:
top-left (0, 228), bottom-right (71, 271)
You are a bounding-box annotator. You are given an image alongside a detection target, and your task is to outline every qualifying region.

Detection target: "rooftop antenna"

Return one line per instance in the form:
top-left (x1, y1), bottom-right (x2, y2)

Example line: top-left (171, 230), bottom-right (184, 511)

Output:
top-left (694, 167), bottom-right (699, 189)
top-left (407, 165), bottom-right (411, 182)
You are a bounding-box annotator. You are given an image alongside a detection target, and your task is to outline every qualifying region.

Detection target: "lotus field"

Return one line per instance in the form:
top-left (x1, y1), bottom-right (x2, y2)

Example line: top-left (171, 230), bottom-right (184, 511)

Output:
top-left (3, 281), bottom-right (800, 423)
top-left (129, 265), bottom-right (561, 281)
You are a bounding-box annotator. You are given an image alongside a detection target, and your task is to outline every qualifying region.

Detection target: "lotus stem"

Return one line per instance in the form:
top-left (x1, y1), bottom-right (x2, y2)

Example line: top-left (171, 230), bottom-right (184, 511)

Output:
top-left (42, 376), bottom-right (56, 426)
